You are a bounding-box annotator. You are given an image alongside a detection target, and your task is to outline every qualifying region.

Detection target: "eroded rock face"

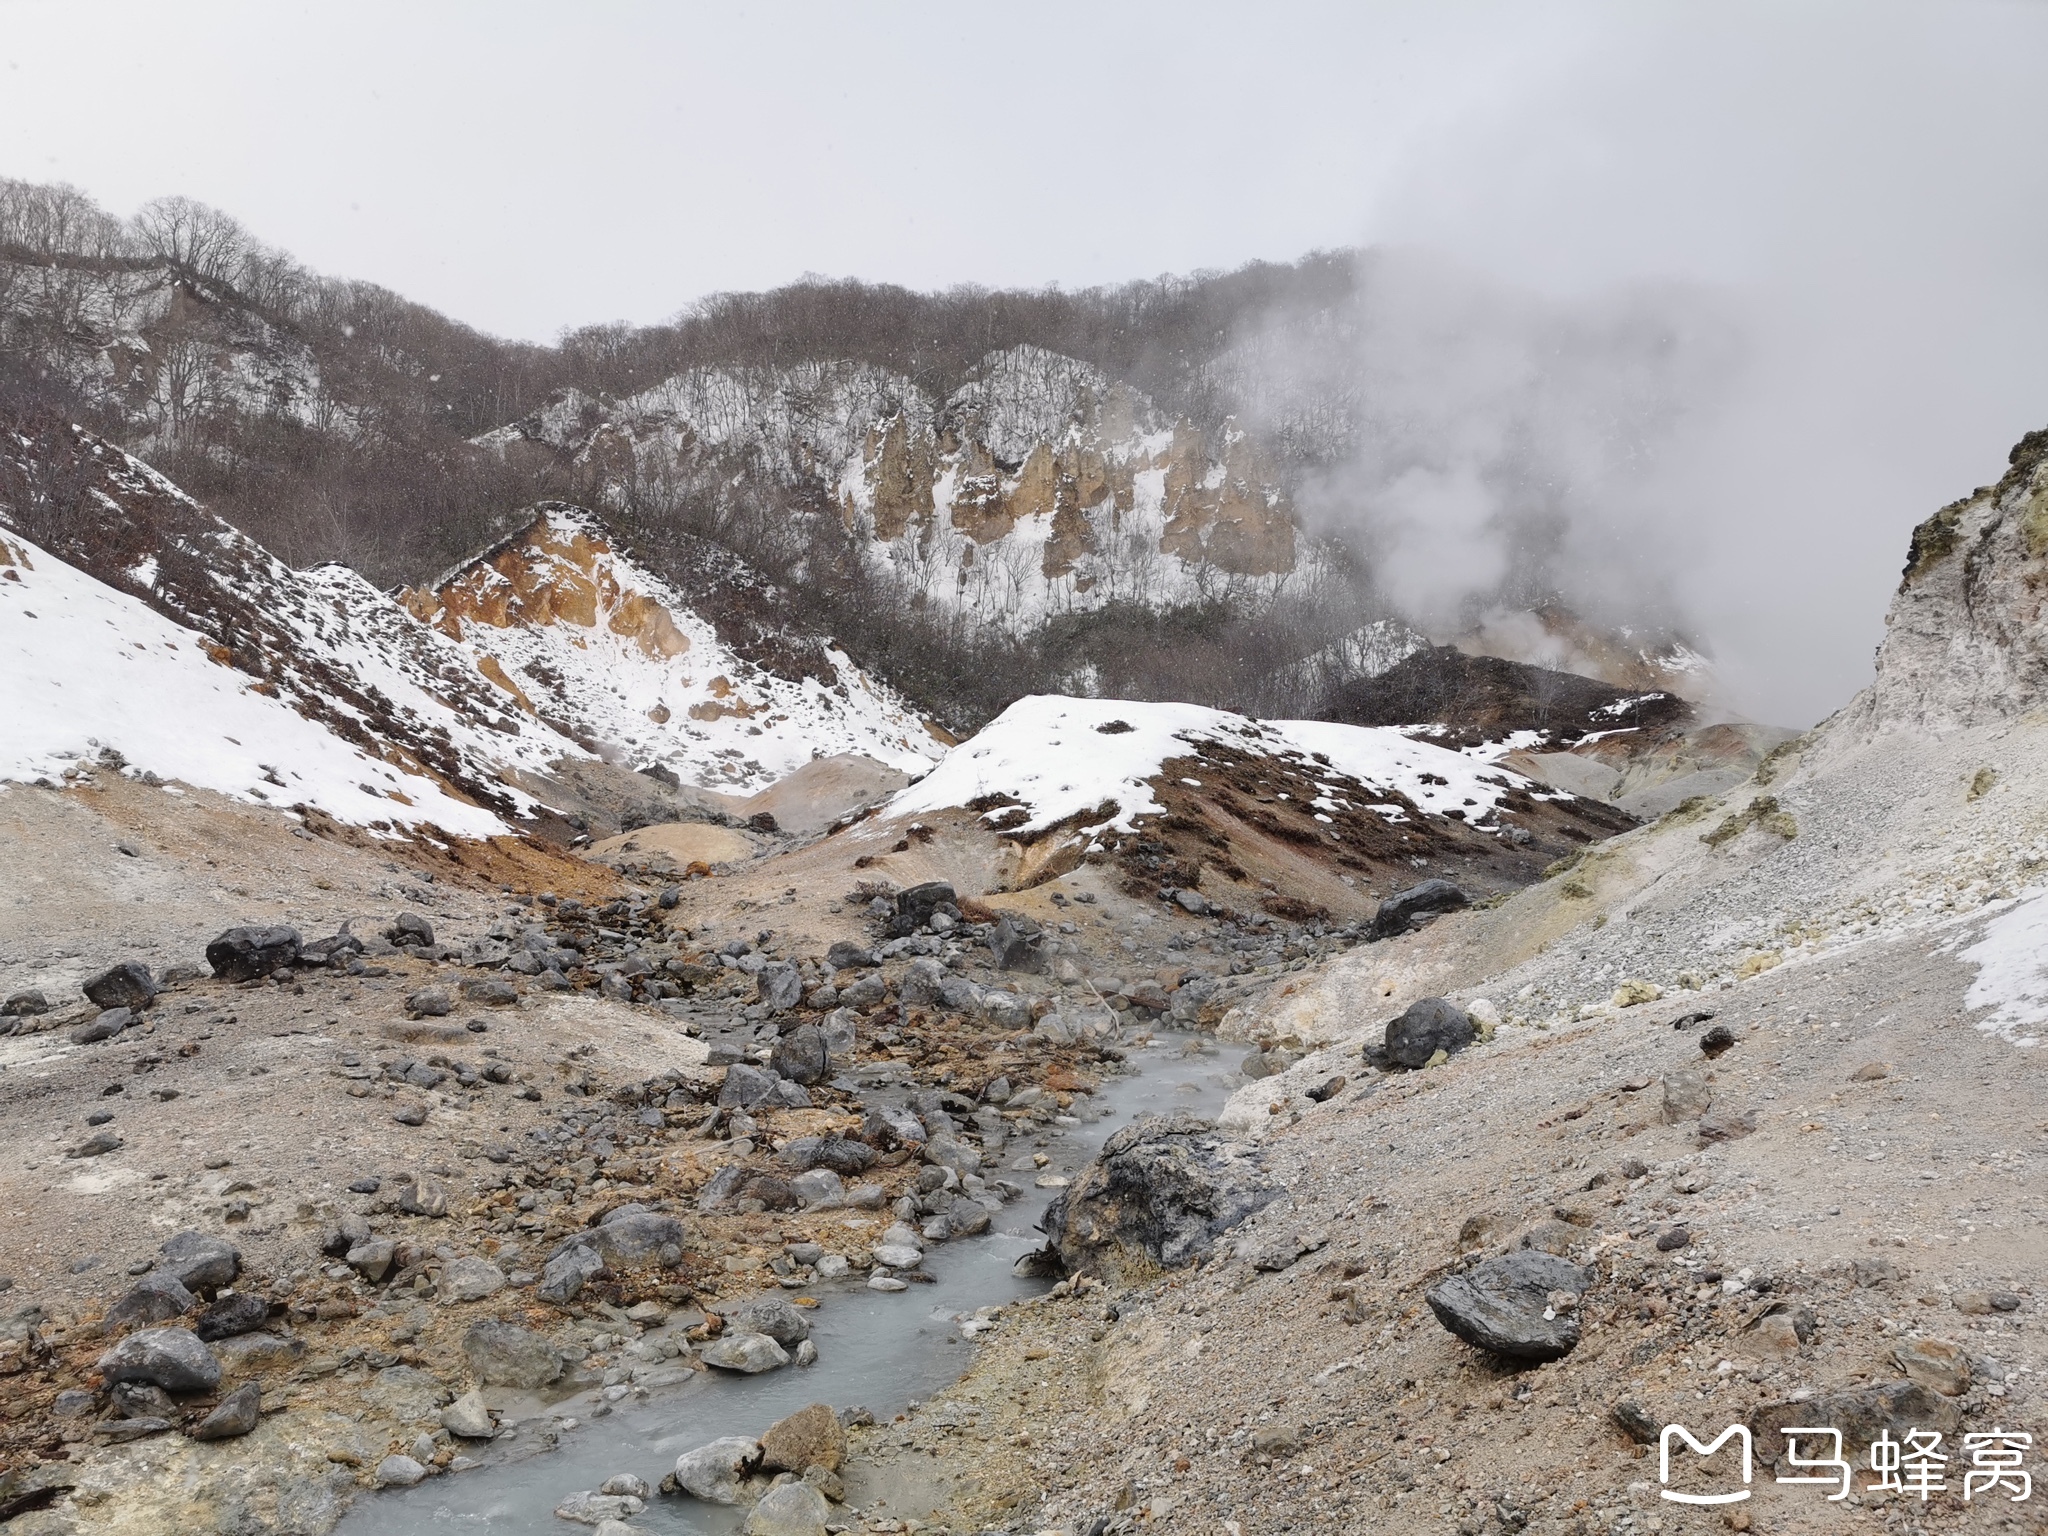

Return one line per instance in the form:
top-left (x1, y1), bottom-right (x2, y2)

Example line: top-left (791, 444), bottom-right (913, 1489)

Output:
top-left (1043, 1113), bottom-right (1277, 1281)
top-left (1859, 427), bottom-right (2048, 733)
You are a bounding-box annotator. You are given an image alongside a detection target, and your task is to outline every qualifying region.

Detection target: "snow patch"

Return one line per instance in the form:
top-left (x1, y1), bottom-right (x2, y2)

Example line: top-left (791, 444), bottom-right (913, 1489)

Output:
top-left (1961, 888), bottom-right (2048, 1047)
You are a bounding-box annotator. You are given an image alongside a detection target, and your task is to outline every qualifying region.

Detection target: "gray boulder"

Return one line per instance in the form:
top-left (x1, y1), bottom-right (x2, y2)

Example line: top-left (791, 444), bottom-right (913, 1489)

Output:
top-left (1043, 1113), bottom-right (1277, 1281)
top-left (205, 925), bottom-right (301, 981)
top-left (757, 962), bottom-right (803, 1014)
top-left (673, 1435), bottom-right (762, 1503)
top-left (699, 1331), bottom-right (790, 1373)
top-left (891, 881), bottom-right (957, 936)
top-left (538, 1244), bottom-right (605, 1306)
top-left (189, 1382), bottom-right (262, 1440)
top-left (1370, 879), bottom-right (1469, 939)
top-left (83, 962), bottom-right (157, 1011)
top-left (2, 989), bottom-right (49, 1017)
top-left (825, 941), bottom-right (876, 970)
top-left (584, 1210), bottom-right (683, 1267)
top-left (104, 1271), bottom-right (196, 1333)
top-left (70, 1008), bottom-right (135, 1045)
top-left (728, 1295), bottom-right (811, 1345)
top-left (989, 917), bottom-right (1045, 971)
top-left (437, 1257), bottom-right (506, 1305)
top-left (779, 1135), bottom-right (876, 1175)
top-left (745, 1480), bottom-right (831, 1536)
top-left (461, 1319), bottom-right (563, 1388)
top-left (96, 1327), bottom-right (222, 1394)
top-left (193, 1292), bottom-right (269, 1341)
top-left (771, 1023), bottom-right (830, 1085)
top-left (1426, 1250), bottom-right (1594, 1362)
top-left (156, 1231), bottom-right (240, 1293)
top-left (1383, 997), bottom-right (1476, 1069)
top-left (898, 957), bottom-right (947, 1005)
top-left (718, 1062), bottom-right (782, 1110)
top-left (441, 1389), bottom-right (496, 1438)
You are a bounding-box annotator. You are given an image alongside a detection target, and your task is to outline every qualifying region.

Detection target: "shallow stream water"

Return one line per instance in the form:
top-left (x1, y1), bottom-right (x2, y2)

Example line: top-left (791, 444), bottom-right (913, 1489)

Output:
top-left (338, 1031), bottom-right (1238, 1534)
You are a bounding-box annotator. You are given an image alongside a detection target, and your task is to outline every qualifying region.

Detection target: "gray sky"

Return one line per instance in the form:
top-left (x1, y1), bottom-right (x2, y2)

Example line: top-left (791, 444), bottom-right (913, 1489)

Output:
top-left (4, 0), bottom-right (2046, 723)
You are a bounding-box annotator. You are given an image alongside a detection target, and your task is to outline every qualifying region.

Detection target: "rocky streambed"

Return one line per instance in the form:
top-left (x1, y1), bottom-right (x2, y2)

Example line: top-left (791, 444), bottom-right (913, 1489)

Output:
top-left (330, 1031), bottom-right (1238, 1534)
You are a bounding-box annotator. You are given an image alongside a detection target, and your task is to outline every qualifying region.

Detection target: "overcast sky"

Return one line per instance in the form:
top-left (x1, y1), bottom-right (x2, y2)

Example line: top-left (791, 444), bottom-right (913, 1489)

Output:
top-left (3, 0), bottom-right (2045, 722)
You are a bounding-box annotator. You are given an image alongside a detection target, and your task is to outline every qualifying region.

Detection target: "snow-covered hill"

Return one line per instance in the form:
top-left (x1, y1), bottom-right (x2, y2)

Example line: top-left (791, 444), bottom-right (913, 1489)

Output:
top-left (0, 524), bottom-right (501, 835)
top-left (887, 693), bottom-right (1552, 839)
top-left (399, 504), bottom-right (944, 793)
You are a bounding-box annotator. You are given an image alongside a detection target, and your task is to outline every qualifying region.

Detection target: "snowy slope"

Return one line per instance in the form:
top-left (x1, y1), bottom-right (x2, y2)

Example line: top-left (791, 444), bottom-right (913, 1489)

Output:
top-left (0, 420), bottom-right (581, 818)
top-left (0, 528), bottom-right (503, 835)
top-left (885, 694), bottom-right (1551, 838)
top-left (401, 505), bottom-right (944, 794)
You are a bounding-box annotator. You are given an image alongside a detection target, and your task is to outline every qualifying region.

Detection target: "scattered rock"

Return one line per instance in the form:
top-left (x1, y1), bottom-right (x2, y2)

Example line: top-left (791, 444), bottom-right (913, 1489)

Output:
top-left (193, 1292), bottom-right (269, 1341)
top-left (539, 1244), bottom-right (606, 1306)
top-left (744, 1480), bottom-right (831, 1536)
top-left (1697, 1106), bottom-right (1757, 1144)
top-left (205, 925), bottom-right (301, 982)
top-left (1698, 1024), bottom-right (1737, 1058)
top-left (1382, 997), bottom-right (1476, 1070)
top-left (760, 1401), bottom-right (847, 1473)
top-left (405, 987), bottom-right (453, 1018)
top-left (699, 1331), bottom-right (790, 1373)
top-left (554, 1490), bottom-right (645, 1525)
top-left (1425, 1251), bottom-right (1594, 1362)
top-left (441, 1389), bottom-right (496, 1438)
top-left (83, 962), bottom-right (157, 1011)
top-left (1610, 1400), bottom-right (1660, 1445)
top-left (1893, 1335), bottom-right (1971, 1396)
top-left (439, 1257), bottom-right (507, 1305)
top-left (104, 1271), bottom-right (196, 1332)
top-left (1370, 879), bottom-right (1469, 938)
top-left (188, 1382), bottom-right (262, 1440)
top-left (771, 1023), bottom-right (829, 1085)
top-left (989, 917), bottom-right (1045, 971)
top-left (1173, 889), bottom-right (1210, 916)
top-left (96, 1326), bottom-right (222, 1394)
top-left (156, 1231), bottom-right (239, 1292)
top-left (583, 1210), bottom-right (684, 1268)
top-left (1752, 1380), bottom-right (1960, 1457)
top-left (2, 989), bottom-right (49, 1017)
top-left (1612, 979), bottom-right (1660, 1007)
top-left (728, 1300), bottom-right (811, 1350)
top-left (1654, 1226), bottom-right (1691, 1253)
top-left (825, 941), bottom-right (876, 970)
top-left (1043, 1113), bottom-right (1276, 1281)
top-left (69, 1010), bottom-right (134, 1046)
top-left (757, 963), bottom-right (803, 1014)
top-left (374, 1454), bottom-right (427, 1488)
top-left (460, 978), bottom-right (518, 1008)
top-left (346, 1239), bottom-right (398, 1284)
top-left (1661, 1071), bottom-right (1713, 1123)
top-left (672, 1436), bottom-right (763, 1502)
top-left (1849, 1061), bottom-right (1890, 1082)
top-left (461, 1319), bottom-right (564, 1388)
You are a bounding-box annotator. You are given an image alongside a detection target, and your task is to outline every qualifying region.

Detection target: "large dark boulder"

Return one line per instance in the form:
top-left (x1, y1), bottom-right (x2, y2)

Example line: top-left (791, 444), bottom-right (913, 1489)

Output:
top-left (204, 926), bottom-right (301, 982)
top-left (1426, 1251), bottom-right (1593, 1362)
top-left (103, 1272), bottom-right (195, 1334)
top-left (1042, 1113), bottom-right (1276, 1282)
top-left (83, 962), bottom-right (157, 1011)
top-left (891, 882), bottom-right (957, 936)
top-left (1382, 997), bottom-right (1477, 1069)
top-left (1369, 880), bottom-right (1470, 939)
